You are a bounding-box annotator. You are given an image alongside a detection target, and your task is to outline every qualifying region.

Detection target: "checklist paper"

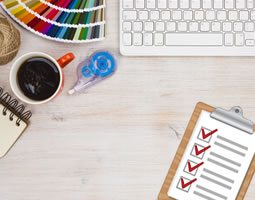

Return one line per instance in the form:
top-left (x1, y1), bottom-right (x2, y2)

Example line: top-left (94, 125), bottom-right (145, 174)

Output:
top-left (168, 110), bottom-right (255, 200)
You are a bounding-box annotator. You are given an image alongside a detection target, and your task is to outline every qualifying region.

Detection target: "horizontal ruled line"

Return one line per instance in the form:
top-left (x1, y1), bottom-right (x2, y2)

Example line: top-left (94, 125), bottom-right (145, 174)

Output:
top-left (200, 174), bottom-right (232, 190)
top-left (207, 158), bottom-right (238, 173)
top-left (196, 185), bottom-right (227, 200)
top-left (203, 168), bottom-right (234, 183)
top-left (217, 135), bottom-right (248, 151)
top-left (210, 152), bottom-right (241, 167)
top-left (214, 142), bottom-right (245, 157)
top-left (194, 191), bottom-right (216, 200)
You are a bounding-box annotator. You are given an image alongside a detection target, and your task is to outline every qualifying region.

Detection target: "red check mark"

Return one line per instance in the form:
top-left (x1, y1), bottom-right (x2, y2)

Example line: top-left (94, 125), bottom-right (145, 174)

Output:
top-left (201, 128), bottom-right (218, 139)
top-left (181, 178), bottom-right (197, 189)
top-left (187, 161), bottom-right (204, 172)
top-left (194, 145), bottom-right (211, 156)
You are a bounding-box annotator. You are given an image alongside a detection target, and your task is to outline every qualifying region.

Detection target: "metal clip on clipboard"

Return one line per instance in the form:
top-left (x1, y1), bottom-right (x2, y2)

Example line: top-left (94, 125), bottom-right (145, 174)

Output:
top-left (210, 106), bottom-right (254, 134)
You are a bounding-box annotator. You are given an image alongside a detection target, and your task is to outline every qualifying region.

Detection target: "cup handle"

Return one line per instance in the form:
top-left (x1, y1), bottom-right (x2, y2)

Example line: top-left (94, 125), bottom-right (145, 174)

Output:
top-left (57, 53), bottom-right (75, 68)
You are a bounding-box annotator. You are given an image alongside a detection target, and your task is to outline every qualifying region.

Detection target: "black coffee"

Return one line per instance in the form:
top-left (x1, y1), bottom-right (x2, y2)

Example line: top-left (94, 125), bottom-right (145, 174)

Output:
top-left (17, 57), bottom-right (60, 101)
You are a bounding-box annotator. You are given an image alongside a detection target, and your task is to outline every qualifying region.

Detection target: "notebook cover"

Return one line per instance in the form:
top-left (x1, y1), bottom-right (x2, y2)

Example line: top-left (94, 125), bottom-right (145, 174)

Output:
top-left (0, 104), bottom-right (27, 157)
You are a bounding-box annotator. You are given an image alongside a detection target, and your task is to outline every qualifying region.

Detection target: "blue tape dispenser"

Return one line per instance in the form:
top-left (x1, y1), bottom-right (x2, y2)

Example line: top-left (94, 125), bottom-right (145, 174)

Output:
top-left (69, 51), bottom-right (117, 95)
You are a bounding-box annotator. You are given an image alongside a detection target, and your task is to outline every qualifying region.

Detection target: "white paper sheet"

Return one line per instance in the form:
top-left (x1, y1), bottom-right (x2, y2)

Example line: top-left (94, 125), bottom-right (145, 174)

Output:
top-left (0, 104), bottom-right (27, 157)
top-left (168, 111), bottom-right (255, 200)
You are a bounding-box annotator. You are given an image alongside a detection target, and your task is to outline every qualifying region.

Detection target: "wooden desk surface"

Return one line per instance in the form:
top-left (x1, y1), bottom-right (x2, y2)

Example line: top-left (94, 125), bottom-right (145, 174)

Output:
top-left (0, 2), bottom-right (255, 200)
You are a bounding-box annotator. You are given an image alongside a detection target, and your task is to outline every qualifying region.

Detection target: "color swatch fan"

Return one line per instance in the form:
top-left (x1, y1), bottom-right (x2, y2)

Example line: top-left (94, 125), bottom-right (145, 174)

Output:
top-left (0, 0), bottom-right (105, 43)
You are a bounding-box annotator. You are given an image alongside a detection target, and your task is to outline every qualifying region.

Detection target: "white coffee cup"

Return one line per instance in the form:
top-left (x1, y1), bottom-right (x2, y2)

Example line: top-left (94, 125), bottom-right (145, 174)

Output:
top-left (10, 52), bottom-right (74, 105)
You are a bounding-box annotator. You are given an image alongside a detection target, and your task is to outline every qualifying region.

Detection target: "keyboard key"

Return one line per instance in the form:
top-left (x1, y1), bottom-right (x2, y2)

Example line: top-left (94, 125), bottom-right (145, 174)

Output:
top-left (123, 22), bottom-right (132, 31)
top-left (191, 0), bottom-right (201, 8)
top-left (214, 0), bottom-right (223, 8)
top-left (212, 22), bottom-right (221, 31)
top-left (206, 11), bottom-right (215, 20)
top-left (236, 0), bottom-right (245, 8)
top-left (225, 0), bottom-right (234, 8)
top-left (195, 11), bottom-right (204, 20)
top-left (158, 0), bottom-right (167, 8)
top-left (150, 10), bottom-right (160, 20)
top-left (178, 22), bottom-right (188, 31)
top-left (236, 0), bottom-right (246, 9)
top-left (133, 21), bottom-right (143, 31)
top-left (123, 0), bottom-right (134, 8)
top-left (133, 33), bottom-right (143, 45)
top-left (147, 0), bottom-right (156, 8)
top-left (144, 21), bottom-right (154, 31)
top-left (189, 22), bottom-right (199, 31)
top-left (138, 11), bottom-right (148, 20)
top-left (172, 11), bottom-right (182, 20)
top-left (246, 39), bottom-right (255, 46)
top-left (247, 0), bottom-right (254, 8)
top-left (121, 0), bottom-right (255, 52)
top-left (165, 33), bottom-right (223, 45)
top-left (245, 22), bottom-right (254, 31)
top-left (123, 33), bottom-right (132, 45)
top-left (225, 33), bottom-right (234, 46)
top-left (223, 22), bottom-right (232, 32)
top-left (166, 22), bottom-right (176, 31)
top-left (235, 33), bottom-right (244, 46)
top-left (228, 11), bottom-right (238, 20)
top-left (251, 11), bottom-right (255, 20)
top-left (156, 22), bottom-right (165, 31)
top-left (217, 11), bottom-right (227, 20)
top-left (203, 0), bottom-right (212, 8)
top-left (161, 11), bottom-right (171, 20)
top-left (144, 33), bottom-right (153, 45)
top-left (135, 0), bottom-right (145, 8)
top-left (234, 22), bottom-right (243, 31)
top-left (200, 22), bottom-right (210, 31)
top-left (123, 11), bottom-right (137, 20)
top-left (154, 33), bottom-right (164, 45)
top-left (240, 11), bottom-right (249, 20)
top-left (184, 11), bottom-right (193, 20)
top-left (169, 0), bottom-right (178, 8)
top-left (180, 0), bottom-right (190, 8)
top-left (245, 32), bottom-right (255, 39)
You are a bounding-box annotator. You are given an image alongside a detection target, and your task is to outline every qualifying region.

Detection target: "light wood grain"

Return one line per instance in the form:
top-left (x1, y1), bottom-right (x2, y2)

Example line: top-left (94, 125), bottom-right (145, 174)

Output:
top-left (0, 1), bottom-right (255, 200)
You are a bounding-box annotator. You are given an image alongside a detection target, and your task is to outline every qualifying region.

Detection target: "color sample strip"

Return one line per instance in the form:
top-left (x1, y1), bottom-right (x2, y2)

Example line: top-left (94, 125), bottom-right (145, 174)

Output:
top-left (40, 0), bottom-right (104, 10)
top-left (68, 0), bottom-right (79, 9)
top-left (13, 0), bottom-right (105, 26)
top-left (25, 0), bottom-right (40, 10)
top-left (4, 0), bottom-right (18, 8)
top-left (1, 0), bottom-right (105, 42)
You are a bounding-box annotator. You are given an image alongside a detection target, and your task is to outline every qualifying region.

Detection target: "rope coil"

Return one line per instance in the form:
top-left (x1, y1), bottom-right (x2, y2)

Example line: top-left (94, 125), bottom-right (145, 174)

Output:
top-left (0, 13), bottom-right (20, 65)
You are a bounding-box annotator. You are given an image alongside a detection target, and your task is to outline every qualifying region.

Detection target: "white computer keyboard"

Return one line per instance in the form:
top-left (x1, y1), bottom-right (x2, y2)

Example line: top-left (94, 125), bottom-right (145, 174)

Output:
top-left (120, 0), bottom-right (255, 56)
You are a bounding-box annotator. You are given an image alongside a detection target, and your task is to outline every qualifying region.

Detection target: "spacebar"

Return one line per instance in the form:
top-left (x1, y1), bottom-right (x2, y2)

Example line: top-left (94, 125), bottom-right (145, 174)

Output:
top-left (165, 34), bottom-right (223, 46)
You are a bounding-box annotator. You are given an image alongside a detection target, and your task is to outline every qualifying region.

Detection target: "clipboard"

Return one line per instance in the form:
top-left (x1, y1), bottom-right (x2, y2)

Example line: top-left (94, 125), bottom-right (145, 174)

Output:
top-left (158, 102), bottom-right (255, 200)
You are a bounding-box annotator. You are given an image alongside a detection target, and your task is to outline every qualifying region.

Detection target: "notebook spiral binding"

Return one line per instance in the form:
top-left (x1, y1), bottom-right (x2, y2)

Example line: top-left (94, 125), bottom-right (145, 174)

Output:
top-left (0, 87), bottom-right (32, 126)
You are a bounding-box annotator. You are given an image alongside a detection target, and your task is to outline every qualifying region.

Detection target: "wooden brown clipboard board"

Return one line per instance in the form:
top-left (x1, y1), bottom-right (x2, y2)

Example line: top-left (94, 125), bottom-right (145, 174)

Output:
top-left (158, 102), bottom-right (255, 200)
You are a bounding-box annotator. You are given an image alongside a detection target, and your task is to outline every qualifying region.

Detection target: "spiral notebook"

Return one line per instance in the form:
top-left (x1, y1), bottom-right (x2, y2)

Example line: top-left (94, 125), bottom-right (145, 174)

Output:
top-left (0, 87), bottom-right (32, 158)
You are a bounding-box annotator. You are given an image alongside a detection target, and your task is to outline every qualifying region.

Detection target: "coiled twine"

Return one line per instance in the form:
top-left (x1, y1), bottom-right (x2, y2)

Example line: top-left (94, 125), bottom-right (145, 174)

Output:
top-left (0, 13), bottom-right (20, 65)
